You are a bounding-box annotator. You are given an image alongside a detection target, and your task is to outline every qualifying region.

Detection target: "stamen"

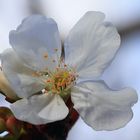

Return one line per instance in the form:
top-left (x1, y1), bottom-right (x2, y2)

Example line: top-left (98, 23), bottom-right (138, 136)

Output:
top-left (41, 50), bottom-right (78, 96)
top-left (42, 66), bottom-right (77, 95)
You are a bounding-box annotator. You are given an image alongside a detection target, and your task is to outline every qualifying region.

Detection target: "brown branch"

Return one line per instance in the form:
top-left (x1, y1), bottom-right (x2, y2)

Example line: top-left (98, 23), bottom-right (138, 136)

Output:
top-left (119, 22), bottom-right (140, 36)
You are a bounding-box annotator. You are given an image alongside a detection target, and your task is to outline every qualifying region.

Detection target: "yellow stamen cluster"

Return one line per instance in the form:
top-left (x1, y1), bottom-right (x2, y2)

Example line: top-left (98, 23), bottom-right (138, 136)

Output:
top-left (33, 49), bottom-right (78, 96)
top-left (44, 67), bottom-right (77, 95)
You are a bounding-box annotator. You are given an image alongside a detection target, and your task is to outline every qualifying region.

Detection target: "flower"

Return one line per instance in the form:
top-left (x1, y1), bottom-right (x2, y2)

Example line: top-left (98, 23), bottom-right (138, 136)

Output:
top-left (1, 11), bottom-right (138, 131)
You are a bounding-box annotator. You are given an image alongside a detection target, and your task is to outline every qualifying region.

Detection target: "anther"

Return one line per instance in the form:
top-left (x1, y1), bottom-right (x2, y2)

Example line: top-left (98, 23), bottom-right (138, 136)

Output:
top-left (43, 53), bottom-right (48, 59)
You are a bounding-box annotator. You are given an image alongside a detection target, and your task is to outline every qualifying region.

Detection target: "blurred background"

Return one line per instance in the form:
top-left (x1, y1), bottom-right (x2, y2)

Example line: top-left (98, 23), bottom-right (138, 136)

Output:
top-left (0, 0), bottom-right (140, 139)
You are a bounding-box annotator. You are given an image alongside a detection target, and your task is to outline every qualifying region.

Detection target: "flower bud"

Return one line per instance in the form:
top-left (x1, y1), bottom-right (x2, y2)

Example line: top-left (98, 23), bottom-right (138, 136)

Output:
top-left (0, 70), bottom-right (19, 102)
top-left (6, 116), bottom-right (22, 135)
top-left (0, 107), bottom-right (13, 120)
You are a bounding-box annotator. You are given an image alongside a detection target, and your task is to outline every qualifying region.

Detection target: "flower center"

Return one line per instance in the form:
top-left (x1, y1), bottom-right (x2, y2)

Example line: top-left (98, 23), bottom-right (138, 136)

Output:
top-left (32, 49), bottom-right (78, 98)
top-left (45, 49), bottom-right (78, 96)
top-left (44, 66), bottom-right (77, 95)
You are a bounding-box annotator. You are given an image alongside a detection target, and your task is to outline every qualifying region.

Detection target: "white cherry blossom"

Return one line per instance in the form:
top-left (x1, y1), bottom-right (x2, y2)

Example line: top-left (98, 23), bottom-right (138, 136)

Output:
top-left (1, 11), bottom-right (138, 130)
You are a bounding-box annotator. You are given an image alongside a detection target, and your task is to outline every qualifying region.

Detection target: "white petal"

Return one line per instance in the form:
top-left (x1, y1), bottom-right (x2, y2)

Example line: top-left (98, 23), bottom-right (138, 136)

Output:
top-left (38, 94), bottom-right (69, 121)
top-left (64, 11), bottom-right (120, 79)
top-left (9, 15), bottom-right (61, 71)
top-left (71, 81), bottom-right (137, 130)
top-left (11, 94), bottom-right (69, 125)
top-left (1, 48), bottom-right (45, 98)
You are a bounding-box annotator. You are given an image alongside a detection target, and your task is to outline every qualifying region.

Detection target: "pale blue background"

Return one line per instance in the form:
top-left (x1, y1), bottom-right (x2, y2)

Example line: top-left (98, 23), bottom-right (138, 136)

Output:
top-left (0, 0), bottom-right (140, 139)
